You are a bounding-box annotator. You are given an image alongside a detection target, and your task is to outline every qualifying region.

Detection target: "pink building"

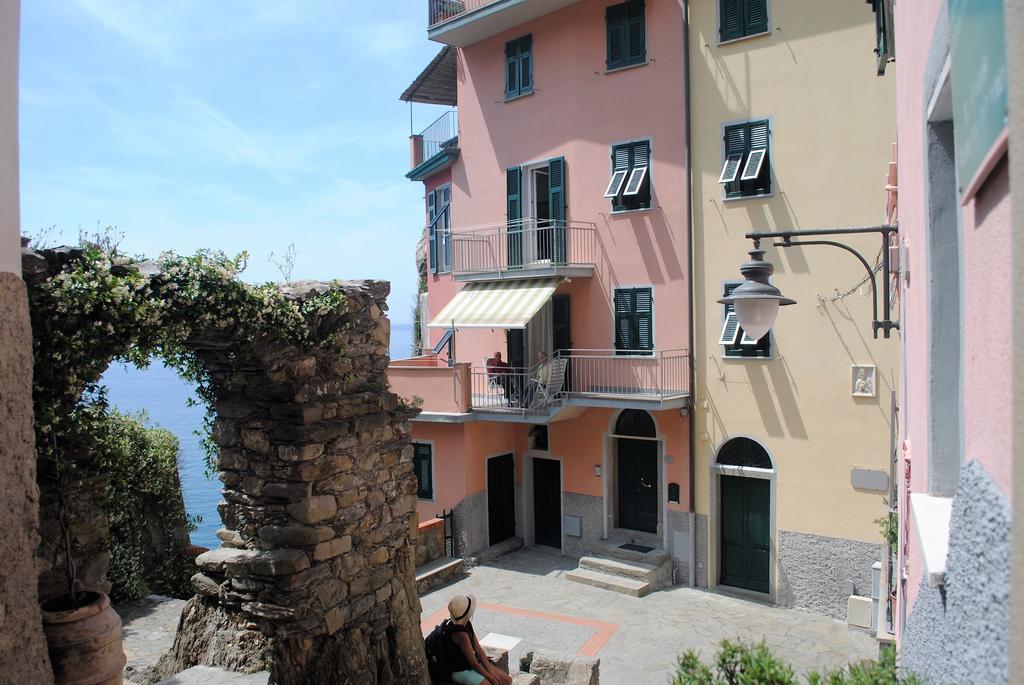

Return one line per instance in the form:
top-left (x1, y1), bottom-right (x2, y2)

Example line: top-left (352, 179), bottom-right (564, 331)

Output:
top-left (392, 0), bottom-right (694, 592)
top-left (878, 0), bottom-right (1024, 679)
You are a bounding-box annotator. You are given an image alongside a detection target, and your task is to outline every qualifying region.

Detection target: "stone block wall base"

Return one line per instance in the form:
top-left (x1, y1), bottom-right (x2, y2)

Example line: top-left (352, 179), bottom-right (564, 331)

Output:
top-left (150, 597), bottom-right (273, 680)
top-left (151, 589), bottom-right (429, 685)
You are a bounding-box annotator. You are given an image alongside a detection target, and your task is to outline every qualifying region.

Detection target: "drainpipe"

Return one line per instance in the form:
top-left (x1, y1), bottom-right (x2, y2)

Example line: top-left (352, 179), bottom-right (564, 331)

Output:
top-left (682, 0), bottom-right (697, 588)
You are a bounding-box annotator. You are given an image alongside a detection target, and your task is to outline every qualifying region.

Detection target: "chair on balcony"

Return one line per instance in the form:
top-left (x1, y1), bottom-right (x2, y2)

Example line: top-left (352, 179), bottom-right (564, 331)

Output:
top-left (526, 357), bottom-right (567, 410)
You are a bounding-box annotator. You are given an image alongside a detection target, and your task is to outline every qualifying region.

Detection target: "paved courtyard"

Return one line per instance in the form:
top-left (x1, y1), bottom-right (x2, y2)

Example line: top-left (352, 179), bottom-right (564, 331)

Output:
top-left (420, 547), bottom-right (878, 684)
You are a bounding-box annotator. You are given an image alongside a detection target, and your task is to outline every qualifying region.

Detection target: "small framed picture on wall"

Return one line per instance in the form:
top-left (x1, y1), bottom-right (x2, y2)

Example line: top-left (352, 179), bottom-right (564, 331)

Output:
top-left (851, 365), bottom-right (876, 398)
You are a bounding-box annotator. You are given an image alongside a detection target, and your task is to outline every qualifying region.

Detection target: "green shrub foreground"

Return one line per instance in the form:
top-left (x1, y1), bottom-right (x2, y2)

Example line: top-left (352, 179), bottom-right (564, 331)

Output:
top-left (673, 640), bottom-right (919, 685)
top-left (96, 405), bottom-right (196, 603)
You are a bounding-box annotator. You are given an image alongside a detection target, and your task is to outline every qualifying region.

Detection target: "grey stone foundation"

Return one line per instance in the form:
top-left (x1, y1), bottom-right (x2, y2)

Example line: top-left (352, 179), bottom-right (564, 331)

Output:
top-left (776, 530), bottom-right (882, 620)
top-left (902, 460), bottom-right (1010, 685)
top-left (563, 492), bottom-right (604, 559)
top-left (695, 513), bottom-right (708, 588)
top-left (666, 509), bottom-right (690, 584)
top-left (453, 490), bottom-right (487, 557)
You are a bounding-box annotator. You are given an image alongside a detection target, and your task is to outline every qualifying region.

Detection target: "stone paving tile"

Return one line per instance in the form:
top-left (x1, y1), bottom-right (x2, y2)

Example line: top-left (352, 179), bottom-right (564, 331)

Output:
top-left (118, 595), bottom-right (188, 682)
top-left (421, 547), bottom-right (877, 684)
top-left (155, 665), bottom-right (269, 684)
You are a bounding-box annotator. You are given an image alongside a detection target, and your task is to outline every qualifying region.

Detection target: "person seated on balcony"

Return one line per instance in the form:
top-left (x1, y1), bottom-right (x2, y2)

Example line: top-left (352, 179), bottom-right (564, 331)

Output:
top-left (522, 351), bottom-right (552, 408)
top-left (486, 351), bottom-right (517, 405)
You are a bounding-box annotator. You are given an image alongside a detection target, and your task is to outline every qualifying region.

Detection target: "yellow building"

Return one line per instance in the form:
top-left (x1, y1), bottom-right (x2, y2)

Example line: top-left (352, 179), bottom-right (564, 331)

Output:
top-left (688, 0), bottom-right (898, 621)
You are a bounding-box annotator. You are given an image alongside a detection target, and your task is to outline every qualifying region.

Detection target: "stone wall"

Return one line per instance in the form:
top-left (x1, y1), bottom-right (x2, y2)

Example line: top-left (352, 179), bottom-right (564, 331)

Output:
top-left (776, 531), bottom-right (882, 620)
top-left (902, 460), bottom-right (1010, 684)
top-left (152, 280), bottom-right (428, 684)
top-left (0, 272), bottom-right (53, 682)
top-left (453, 490), bottom-right (487, 556)
top-left (36, 474), bottom-right (111, 600)
top-left (415, 518), bottom-right (446, 567)
top-left (563, 493), bottom-right (603, 559)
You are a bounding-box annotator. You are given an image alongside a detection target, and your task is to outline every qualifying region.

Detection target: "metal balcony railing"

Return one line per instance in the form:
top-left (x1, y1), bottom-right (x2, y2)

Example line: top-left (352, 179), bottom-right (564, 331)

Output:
top-left (429, 0), bottom-right (498, 28)
top-left (419, 110), bottom-right (458, 164)
top-left (561, 349), bottom-right (690, 401)
top-left (451, 219), bottom-right (598, 277)
top-left (470, 349), bottom-right (690, 415)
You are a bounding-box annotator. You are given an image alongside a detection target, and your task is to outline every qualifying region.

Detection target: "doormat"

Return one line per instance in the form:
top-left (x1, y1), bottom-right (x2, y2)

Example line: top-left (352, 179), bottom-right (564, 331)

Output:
top-left (619, 543), bottom-right (654, 553)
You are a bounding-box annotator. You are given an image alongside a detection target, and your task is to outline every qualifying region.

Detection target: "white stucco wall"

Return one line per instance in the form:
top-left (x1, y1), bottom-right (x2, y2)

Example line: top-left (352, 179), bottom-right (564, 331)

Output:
top-left (0, 0), bottom-right (20, 276)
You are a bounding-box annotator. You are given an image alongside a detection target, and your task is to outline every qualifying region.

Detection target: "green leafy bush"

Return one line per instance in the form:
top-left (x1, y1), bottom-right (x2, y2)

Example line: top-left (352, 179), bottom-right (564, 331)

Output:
top-left (95, 406), bottom-right (195, 603)
top-left (673, 641), bottom-right (917, 685)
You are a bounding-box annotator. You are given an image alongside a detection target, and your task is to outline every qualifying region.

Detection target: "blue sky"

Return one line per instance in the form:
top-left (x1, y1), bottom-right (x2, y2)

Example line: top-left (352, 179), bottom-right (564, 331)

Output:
top-left (20, 1), bottom-right (449, 323)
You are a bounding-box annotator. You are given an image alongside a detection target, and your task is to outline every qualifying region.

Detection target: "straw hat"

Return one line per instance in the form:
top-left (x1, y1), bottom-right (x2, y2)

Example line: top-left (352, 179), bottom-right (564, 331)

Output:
top-left (448, 594), bottom-right (476, 625)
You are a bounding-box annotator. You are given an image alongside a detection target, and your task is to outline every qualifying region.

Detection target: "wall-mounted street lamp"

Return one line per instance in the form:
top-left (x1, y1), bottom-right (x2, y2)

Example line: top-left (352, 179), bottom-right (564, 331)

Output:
top-left (719, 225), bottom-right (899, 340)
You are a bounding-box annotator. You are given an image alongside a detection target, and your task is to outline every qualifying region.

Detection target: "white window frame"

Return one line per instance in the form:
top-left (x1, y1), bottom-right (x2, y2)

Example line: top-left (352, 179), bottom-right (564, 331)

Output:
top-left (622, 165), bottom-right (649, 196)
top-left (718, 153), bottom-right (743, 184)
top-left (604, 169), bottom-right (628, 198)
top-left (740, 148), bottom-right (767, 180)
top-left (718, 311), bottom-right (741, 346)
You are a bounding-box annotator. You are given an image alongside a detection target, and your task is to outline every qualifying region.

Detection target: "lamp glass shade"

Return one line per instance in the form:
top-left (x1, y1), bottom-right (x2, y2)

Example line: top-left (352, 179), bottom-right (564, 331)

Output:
top-left (734, 298), bottom-right (779, 341)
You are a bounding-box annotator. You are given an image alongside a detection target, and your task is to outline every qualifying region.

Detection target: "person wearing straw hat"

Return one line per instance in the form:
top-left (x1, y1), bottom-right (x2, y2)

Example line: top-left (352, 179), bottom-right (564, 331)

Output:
top-left (440, 594), bottom-right (512, 685)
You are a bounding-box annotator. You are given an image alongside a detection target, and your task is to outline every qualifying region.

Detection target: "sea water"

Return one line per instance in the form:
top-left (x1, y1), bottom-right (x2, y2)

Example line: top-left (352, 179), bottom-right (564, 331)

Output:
top-left (101, 321), bottom-right (416, 549)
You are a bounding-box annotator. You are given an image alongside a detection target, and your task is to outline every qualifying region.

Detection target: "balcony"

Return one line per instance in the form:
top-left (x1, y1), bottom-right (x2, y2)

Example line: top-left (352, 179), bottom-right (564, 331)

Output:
top-left (469, 349), bottom-right (691, 421)
top-left (427, 0), bottom-right (581, 47)
top-left (451, 219), bottom-right (598, 282)
top-left (388, 356), bottom-right (471, 416)
top-left (408, 110), bottom-right (459, 182)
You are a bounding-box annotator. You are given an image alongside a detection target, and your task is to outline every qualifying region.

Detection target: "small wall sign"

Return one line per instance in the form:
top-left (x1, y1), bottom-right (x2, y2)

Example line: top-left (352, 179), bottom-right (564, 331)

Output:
top-left (851, 365), bottom-right (876, 398)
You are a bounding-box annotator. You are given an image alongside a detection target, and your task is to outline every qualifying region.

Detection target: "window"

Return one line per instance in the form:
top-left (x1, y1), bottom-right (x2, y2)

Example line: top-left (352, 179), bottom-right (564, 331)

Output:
top-left (614, 287), bottom-right (653, 355)
top-left (505, 35), bottom-right (533, 99)
top-left (428, 185), bottom-right (451, 273)
top-left (719, 0), bottom-right (768, 42)
top-left (606, 141), bottom-right (651, 211)
top-left (719, 120), bottom-right (771, 198)
top-left (720, 283), bottom-right (770, 358)
top-left (606, 0), bottom-right (646, 70)
top-left (413, 443), bottom-right (434, 500)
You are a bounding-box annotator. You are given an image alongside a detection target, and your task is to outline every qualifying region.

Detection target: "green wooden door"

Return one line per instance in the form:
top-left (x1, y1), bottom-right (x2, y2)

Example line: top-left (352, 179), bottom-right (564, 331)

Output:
top-left (720, 475), bottom-right (770, 593)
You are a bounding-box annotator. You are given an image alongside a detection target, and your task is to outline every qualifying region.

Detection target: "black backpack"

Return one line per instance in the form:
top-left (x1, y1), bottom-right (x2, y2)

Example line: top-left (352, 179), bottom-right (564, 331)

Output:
top-left (424, 619), bottom-right (454, 683)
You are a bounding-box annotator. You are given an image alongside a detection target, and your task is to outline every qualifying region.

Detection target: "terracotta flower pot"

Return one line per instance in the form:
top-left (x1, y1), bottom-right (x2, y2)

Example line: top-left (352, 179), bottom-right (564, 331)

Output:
top-left (41, 591), bottom-right (125, 685)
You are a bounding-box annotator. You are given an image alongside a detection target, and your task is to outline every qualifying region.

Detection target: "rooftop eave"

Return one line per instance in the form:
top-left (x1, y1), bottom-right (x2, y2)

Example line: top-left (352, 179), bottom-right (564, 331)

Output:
top-left (406, 147), bottom-right (460, 182)
top-left (428, 0), bottom-right (581, 47)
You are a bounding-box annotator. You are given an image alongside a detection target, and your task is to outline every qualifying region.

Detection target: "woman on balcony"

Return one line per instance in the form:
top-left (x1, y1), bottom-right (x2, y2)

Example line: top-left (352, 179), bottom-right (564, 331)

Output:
top-left (521, 351), bottom-right (552, 408)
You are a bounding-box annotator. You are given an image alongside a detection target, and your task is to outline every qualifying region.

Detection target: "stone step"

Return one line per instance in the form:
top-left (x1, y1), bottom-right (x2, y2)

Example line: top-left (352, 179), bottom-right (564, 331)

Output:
top-left (513, 674), bottom-right (541, 685)
top-left (156, 665), bottom-right (269, 684)
top-left (578, 555), bottom-right (660, 583)
top-left (604, 543), bottom-right (670, 566)
top-left (564, 567), bottom-right (651, 597)
top-left (415, 556), bottom-right (465, 595)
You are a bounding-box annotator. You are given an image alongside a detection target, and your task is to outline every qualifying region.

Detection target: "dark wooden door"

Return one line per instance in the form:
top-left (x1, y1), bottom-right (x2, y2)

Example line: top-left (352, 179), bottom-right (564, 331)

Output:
top-left (720, 475), bottom-right (771, 593)
top-left (617, 438), bottom-right (658, 533)
top-left (533, 457), bottom-right (561, 549)
top-left (488, 454), bottom-right (516, 546)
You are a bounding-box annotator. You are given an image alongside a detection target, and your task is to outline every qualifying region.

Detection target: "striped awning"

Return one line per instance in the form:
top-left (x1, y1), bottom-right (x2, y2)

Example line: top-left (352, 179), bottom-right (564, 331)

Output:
top-left (428, 279), bottom-right (560, 329)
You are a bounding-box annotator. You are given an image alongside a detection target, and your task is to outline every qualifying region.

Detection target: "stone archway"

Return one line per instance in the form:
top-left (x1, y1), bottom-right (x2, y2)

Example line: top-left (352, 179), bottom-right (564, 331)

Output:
top-left (24, 247), bottom-right (428, 684)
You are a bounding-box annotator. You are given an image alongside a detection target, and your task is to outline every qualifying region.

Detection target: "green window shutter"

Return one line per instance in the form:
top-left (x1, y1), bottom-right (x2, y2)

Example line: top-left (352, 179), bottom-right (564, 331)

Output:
top-left (427, 191), bottom-right (437, 273)
top-left (635, 287), bottom-right (653, 352)
top-left (744, 0), bottom-right (768, 36)
top-left (505, 40), bottom-right (519, 97)
top-left (611, 144), bottom-right (632, 210)
top-left (720, 0), bottom-right (743, 41)
top-left (606, 5), bottom-right (627, 69)
top-left (723, 124), bottom-right (748, 198)
top-left (506, 166), bottom-right (523, 268)
top-left (626, 1), bottom-right (646, 65)
top-left (519, 36), bottom-right (533, 94)
top-left (614, 289), bottom-right (634, 351)
top-left (548, 157), bottom-right (567, 264)
top-left (413, 443), bottom-right (433, 499)
top-left (507, 328), bottom-right (525, 368)
top-left (748, 120), bottom-right (769, 150)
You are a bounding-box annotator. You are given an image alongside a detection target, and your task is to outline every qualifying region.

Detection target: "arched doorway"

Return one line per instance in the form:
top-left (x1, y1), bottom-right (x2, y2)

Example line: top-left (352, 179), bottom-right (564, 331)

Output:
top-left (715, 437), bottom-right (773, 594)
top-left (615, 410), bottom-right (658, 534)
